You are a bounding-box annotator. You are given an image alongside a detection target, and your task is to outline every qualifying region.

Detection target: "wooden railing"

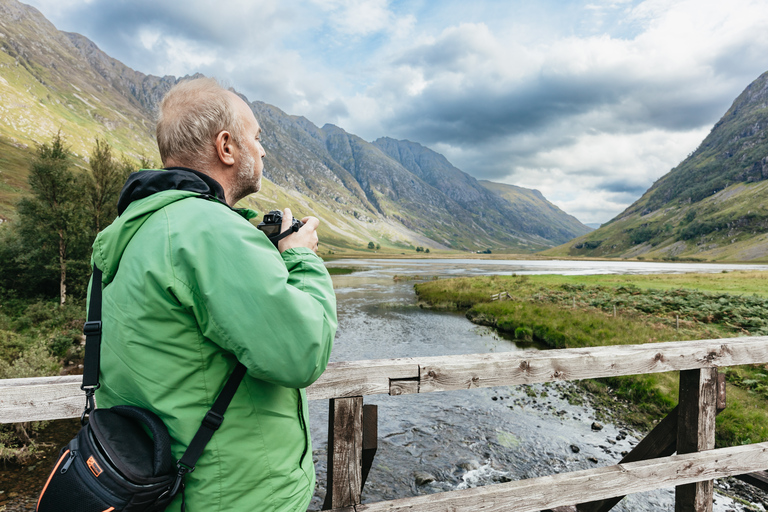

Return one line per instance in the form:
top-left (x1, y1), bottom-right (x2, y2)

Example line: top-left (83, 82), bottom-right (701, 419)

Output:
top-left (2, 337), bottom-right (768, 511)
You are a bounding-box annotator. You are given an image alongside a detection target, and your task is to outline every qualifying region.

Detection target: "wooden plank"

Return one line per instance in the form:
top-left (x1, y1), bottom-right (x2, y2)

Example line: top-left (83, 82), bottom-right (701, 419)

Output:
top-left (579, 376), bottom-right (728, 512)
top-left (418, 337), bottom-right (768, 393)
top-left (389, 378), bottom-right (419, 396)
top-left (736, 470), bottom-right (768, 493)
top-left (324, 397), bottom-right (363, 510)
top-left (307, 359), bottom-right (419, 400)
top-left (361, 404), bottom-right (378, 492)
top-left (717, 372), bottom-right (727, 412)
top-left (355, 442), bottom-right (768, 512)
top-left (676, 368), bottom-right (718, 512)
top-left (1, 337), bottom-right (766, 423)
top-left (576, 406), bottom-right (679, 512)
top-left (0, 375), bottom-right (83, 423)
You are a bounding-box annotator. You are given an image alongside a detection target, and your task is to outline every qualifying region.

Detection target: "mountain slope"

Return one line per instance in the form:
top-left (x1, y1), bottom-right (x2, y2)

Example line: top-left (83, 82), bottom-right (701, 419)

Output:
top-left (545, 70), bottom-right (768, 262)
top-left (0, 0), bottom-right (587, 253)
top-left (373, 138), bottom-right (591, 244)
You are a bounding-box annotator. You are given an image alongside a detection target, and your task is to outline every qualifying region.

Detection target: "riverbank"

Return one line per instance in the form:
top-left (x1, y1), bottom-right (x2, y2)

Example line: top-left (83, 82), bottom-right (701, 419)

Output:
top-left (414, 271), bottom-right (768, 447)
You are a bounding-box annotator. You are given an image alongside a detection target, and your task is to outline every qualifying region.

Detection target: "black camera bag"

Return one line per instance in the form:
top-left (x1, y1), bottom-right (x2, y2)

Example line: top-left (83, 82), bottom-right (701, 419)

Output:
top-left (37, 266), bottom-right (246, 512)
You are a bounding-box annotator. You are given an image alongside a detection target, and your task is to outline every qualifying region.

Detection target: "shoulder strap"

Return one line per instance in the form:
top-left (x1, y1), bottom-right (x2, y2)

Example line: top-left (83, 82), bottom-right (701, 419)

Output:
top-left (81, 265), bottom-right (246, 474)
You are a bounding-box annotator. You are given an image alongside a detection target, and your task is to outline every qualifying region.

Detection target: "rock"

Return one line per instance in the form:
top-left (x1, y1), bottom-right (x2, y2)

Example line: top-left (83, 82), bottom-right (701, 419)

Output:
top-left (457, 460), bottom-right (481, 472)
top-left (588, 457), bottom-right (599, 463)
top-left (414, 471), bottom-right (436, 486)
top-left (570, 444), bottom-right (580, 453)
top-left (591, 422), bottom-right (603, 431)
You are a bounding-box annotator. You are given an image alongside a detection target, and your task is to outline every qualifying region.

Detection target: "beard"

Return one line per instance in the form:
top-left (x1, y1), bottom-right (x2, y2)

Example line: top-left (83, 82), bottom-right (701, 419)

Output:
top-left (231, 148), bottom-right (261, 203)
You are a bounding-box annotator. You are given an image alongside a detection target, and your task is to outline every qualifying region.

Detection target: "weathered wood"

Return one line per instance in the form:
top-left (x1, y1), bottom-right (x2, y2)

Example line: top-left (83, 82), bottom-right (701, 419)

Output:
top-left (418, 337), bottom-right (768, 393)
top-left (324, 397), bottom-right (363, 510)
top-left (0, 375), bottom-right (83, 423)
top-left (2, 337), bottom-right (767, 423)
top-left (389, 378), bottom-right (419, 396)
top-left (361, 404), bottom-right (378, 492)
top-left (354, 443), bottom-right (768, 512)
top-left (308, 359), bottom-right (419, 401)
top-left (578, 374), bottom-right (729, 512)
top-left (576, 406), bottom-right (679, 512)
top-left (717, 372), bottom-right (727, 412)
top-left (676, 368), bottom-right (718, 512)
top-left (736, 470), bottom-right (768, 492)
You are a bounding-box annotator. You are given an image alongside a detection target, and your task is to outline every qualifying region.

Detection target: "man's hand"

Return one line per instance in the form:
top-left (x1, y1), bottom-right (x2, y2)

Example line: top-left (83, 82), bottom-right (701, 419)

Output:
top-left (277, 208), bottom-right (319, 254)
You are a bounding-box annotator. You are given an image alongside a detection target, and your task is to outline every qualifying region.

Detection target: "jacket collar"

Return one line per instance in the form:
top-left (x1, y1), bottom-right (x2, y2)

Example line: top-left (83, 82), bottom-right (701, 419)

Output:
top-left (117, 167), bottom-right (227, 216)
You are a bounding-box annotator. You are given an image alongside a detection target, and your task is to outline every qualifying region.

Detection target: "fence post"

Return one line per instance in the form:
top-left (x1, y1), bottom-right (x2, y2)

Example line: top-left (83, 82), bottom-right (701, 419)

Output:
top-left (675, 368), bottom-right (718, 512)
top-left (323, 396), bottom-right (363, 510)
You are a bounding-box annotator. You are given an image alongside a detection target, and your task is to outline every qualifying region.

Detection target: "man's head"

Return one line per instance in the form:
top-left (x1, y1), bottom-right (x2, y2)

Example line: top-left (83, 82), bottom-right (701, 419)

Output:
top-left (156, 78), bottom-right (265, 205)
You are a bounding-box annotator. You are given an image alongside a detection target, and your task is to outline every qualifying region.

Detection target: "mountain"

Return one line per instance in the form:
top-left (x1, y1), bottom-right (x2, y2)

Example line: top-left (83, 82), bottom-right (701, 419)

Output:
top-left (0, 0), bottom-right (589, 252)
top-left (372, 138), bottom-right (592, 244)
top-left (545, 71), bottom-right (768, 262)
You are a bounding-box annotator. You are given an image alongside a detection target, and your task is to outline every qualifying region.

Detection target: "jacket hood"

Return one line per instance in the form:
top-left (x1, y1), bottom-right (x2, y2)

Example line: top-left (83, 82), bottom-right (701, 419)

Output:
top-left (93, 167), bottom-right (254, 285)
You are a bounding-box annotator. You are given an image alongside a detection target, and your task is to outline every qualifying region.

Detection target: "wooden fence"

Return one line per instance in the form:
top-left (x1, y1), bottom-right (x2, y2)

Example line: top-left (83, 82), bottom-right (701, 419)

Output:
top-left (2, 336), bottom-right (768, 511)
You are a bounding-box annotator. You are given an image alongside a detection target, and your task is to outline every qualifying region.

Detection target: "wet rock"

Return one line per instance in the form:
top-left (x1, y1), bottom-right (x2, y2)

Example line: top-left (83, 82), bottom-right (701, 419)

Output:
top-left (414, 471), bottom-right (436, 486)
top-left (570, 444), bottom-right (580, 453)
top-left (588, 457), bottom-right (599, 463)
top-left (457, 460), bottom-right (481, 472)
top-left (591, 421), bottom-right (604, 431)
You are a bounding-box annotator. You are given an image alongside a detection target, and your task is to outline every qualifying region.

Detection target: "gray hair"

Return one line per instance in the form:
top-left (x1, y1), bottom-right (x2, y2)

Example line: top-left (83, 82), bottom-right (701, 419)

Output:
top-left (156, 78), bottom-right (243, 167)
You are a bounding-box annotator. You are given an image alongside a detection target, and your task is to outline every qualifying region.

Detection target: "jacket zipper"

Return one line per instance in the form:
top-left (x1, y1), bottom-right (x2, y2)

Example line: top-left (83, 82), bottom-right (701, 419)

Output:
top-left (297, 389), bottom-right (308, 467)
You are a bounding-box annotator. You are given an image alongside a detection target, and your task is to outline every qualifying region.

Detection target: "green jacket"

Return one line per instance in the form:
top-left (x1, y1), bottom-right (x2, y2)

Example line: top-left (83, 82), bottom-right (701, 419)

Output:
top-left (91, 168), bottom-right (337, 511)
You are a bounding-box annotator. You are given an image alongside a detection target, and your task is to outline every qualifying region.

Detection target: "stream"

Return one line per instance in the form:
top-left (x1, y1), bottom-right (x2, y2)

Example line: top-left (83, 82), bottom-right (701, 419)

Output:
top-left (308, 258), bottom-right (768, 511)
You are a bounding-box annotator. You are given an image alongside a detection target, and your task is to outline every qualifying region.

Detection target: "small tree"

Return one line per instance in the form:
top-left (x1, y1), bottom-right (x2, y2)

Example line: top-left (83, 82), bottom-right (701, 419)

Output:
top-left (376, 244), bottom-right (380, 250)
top-left (425, 248), bottom-right (430, 253)
top-left (83, 138), bottom-right (124, 234)
top-left (367, 241), bottom-right (375, 249)
top-left (17, 132), bottom-right (88, 305)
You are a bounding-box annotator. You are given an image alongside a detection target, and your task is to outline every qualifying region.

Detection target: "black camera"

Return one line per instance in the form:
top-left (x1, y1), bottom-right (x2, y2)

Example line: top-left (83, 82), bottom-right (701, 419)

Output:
top-left (257, 210), bottom-right (304, 246)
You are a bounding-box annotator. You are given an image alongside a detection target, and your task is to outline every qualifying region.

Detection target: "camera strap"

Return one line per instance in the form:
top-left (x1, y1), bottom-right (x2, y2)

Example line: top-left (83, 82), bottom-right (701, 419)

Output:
top-left (82, 266), bottom-right (247, 509)
top-left (267, 223), bottom-right (302, 246)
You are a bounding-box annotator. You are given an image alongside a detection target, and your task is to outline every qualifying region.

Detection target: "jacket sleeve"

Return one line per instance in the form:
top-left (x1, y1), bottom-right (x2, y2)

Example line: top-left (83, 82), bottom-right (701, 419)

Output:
top-left (169, 204), bottom-right (337, 389)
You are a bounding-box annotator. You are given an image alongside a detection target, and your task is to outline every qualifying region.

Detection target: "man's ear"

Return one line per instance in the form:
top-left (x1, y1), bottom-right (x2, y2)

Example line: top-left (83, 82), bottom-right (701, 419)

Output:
top-left (214, 130), bottom-right (236, 166)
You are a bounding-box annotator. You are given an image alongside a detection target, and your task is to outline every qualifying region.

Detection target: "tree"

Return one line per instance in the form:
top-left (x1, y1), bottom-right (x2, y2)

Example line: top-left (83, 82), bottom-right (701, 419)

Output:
top-left (83, 138), bottom-right (125, 233)
top-left (368, 241), bottom-right (375, 249)
top-left (376, 244), bottom-right (380, 250)
top-left (17, 132), bottom-right (88, 305)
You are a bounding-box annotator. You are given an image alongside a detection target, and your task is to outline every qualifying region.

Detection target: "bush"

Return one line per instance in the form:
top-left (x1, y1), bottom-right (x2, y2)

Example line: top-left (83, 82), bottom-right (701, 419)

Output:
top-left (514, 326), bottom-right (533, 341)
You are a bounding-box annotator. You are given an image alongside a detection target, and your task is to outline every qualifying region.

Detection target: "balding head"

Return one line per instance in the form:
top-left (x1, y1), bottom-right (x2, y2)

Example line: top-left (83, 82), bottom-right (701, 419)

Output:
top-left (156, 78), bottom-right (243, 167)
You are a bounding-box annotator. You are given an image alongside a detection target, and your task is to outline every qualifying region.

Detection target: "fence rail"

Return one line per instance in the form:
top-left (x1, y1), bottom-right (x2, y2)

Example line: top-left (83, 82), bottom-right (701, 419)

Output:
top-left (2, 336), bottom-right (768, 511)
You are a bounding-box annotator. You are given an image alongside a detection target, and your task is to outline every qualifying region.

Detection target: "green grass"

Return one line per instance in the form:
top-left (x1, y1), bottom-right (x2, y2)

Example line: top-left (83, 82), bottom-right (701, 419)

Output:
top-left (326, 267), bottom-right (357, 275)
top-left (415, 272), bottom-right (768, 443)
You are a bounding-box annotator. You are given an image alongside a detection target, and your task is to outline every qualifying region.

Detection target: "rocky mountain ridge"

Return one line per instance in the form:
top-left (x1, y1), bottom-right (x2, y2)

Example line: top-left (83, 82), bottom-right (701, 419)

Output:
top-left (0, 0), bottom-right (590, 252)
top-left (546, 70), bottom-right (768, 261)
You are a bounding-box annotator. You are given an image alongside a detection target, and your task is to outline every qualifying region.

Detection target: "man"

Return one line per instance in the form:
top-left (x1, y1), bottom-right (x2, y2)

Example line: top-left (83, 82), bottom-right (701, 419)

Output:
top-left (91, 78), bottom-right (337, 511)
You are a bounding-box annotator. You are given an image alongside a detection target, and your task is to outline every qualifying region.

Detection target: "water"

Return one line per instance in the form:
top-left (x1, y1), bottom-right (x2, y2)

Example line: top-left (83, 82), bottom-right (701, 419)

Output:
top-left (308, 259), bottom-right (768, 511)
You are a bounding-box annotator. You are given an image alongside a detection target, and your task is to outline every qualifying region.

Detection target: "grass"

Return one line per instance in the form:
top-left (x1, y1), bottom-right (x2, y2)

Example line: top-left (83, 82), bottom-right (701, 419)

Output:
top-left (326, 267), bottom-right (357, 275)
top-left (415, 272), bottom-right (768, 445)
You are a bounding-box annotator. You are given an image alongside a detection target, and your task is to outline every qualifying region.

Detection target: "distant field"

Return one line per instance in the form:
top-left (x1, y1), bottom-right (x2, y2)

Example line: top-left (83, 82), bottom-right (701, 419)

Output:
top-left (514, 271), bottom-right (768, 297)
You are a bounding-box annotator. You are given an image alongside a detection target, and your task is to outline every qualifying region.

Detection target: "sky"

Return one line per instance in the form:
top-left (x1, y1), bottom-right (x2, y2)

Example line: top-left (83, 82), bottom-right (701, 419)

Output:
top-left (21, 0), bottom-right (768, 225)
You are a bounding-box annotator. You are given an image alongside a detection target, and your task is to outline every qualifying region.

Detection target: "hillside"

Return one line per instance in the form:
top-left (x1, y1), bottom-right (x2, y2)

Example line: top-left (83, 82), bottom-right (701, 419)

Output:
top-left (0, 0), bottom-right (588, 253)
top-left (545, 70), bottom-right (768, 262)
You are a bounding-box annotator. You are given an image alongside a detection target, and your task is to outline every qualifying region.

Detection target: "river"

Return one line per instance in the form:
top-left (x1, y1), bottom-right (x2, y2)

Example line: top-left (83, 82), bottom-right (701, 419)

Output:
top-left (308, 258), bottom-right (768, 511)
